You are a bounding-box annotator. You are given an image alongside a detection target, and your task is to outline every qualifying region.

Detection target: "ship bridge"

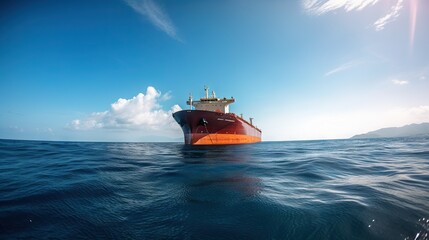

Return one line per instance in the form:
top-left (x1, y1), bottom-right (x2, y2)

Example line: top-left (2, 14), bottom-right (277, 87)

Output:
top-left (187, 86), bottom-right (235, 113)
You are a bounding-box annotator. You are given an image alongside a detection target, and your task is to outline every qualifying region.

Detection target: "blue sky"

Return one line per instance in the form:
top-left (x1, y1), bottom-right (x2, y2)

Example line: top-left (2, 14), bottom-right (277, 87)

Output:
top-left (1, 0), bottom-right (428, 141)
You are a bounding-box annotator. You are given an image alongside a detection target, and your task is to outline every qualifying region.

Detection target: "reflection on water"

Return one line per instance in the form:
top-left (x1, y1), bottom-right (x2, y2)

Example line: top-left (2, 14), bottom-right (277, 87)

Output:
top-left (178, 145), bottom-right (262, 203)
top-left (179, 145), bottom-right (254, 162)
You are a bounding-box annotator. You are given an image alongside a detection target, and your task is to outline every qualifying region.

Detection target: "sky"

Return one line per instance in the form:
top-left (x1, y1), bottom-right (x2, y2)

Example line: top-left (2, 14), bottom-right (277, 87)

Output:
top-left (1, 0), bottom-right (428, 142)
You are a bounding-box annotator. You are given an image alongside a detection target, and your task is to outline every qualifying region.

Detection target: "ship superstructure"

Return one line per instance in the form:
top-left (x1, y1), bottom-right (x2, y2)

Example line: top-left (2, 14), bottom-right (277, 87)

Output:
top-left (187, 87), bottom-right (235, 113)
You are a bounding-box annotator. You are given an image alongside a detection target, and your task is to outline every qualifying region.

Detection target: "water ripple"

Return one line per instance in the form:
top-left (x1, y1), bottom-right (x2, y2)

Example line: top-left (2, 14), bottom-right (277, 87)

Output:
top-left (0, 137), bottom-right (428, 239)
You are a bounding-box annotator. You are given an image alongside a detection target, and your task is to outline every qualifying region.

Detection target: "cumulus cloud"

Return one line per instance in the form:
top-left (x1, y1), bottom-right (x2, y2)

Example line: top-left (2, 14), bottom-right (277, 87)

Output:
top-left (373, 0), bottom-right (403, 31)
top-left (124, 0), bottom-right (181, 41)
top-left (392, 79), bottom-right (409, 85)
top-left (70, 86), bottom-right (182, 135)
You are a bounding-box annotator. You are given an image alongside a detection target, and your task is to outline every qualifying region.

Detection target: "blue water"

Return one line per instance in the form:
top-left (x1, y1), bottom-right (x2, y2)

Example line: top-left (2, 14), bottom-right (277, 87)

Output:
top-left (1, 138), bottom-right (428, 239)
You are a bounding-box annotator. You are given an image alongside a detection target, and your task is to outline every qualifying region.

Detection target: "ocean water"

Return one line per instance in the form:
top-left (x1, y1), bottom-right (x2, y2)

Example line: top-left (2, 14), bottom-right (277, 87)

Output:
top-left (0, 138), bottom-right (428, 240)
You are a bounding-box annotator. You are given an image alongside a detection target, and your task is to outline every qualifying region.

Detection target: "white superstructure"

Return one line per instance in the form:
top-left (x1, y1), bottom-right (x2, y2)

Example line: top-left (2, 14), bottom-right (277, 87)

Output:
top-left (187, 86), bottom-right (235, 113)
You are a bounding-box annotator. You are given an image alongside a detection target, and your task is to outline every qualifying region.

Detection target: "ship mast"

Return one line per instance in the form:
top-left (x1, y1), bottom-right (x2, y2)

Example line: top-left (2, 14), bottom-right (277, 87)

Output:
top-left (204, 86), bottom-right (209, 99)
top-left (188, 94), bottom-right (193, 110)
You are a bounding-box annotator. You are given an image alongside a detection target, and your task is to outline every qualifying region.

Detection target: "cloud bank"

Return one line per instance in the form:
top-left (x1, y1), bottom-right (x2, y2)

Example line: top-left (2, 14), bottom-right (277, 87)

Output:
top-left (264, 105), bottom-right (429, 141)
top-left (70, 86), bottom-right (182, 136)
top-left (124, 0), bottom-right (181, 41)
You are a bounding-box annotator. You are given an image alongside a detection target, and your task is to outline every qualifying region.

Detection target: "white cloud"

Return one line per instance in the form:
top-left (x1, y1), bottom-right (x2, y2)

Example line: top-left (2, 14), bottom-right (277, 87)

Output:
top-left (303, 0), bottom-right (379, 14)
top-left (303, 0), bottom-right (404, 31)
top-left (160, 91), bottom-right (172, 101)
top-left (124, 0), bottom-right (181, 41)
top-left (392, 79), bottom-right (408, 85)
top-left (325, 61), bottom-right (361, 76)
top-left (70, 86), bottom-right (182, 137)
top-left (407, 105), bottom-right (429, 116)
top-left (373, 0), bottom-right (403, 31)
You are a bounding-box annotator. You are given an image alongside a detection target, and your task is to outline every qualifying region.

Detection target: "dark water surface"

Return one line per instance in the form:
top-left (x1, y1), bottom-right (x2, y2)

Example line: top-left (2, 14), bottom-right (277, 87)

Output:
top-left (1, 138), bottom-right (428, 239)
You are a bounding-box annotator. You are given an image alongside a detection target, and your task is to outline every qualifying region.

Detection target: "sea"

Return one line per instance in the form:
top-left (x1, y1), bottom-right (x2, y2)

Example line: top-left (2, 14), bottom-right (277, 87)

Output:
top-left (0, 137), bottom-right (428, 240)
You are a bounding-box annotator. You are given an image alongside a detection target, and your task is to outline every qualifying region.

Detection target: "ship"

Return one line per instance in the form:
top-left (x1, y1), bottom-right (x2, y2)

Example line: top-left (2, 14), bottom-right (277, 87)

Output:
top-left (172, 87), bottom-right (262, 145)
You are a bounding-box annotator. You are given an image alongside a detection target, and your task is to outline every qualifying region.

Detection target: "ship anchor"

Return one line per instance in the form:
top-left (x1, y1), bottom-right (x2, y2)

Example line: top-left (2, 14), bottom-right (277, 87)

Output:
top-left (199, 118), bottom-right (208, 126)
top-left (199, 118), bottom-right (214, 144)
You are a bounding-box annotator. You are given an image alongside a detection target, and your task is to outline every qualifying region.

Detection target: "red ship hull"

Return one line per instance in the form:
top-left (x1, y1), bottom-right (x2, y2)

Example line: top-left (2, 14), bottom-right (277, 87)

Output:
top-left (173, 110), bottom-right (262, 145)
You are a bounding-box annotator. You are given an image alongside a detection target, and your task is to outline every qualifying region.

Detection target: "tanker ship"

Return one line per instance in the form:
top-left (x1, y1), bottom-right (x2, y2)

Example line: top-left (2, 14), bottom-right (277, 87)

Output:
top-left (172, 87), bottom-right (262, 145)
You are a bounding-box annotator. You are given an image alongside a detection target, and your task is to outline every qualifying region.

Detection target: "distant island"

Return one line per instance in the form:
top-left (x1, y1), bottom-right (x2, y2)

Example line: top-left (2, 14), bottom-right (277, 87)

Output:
top-left (351, 122), bottom-right (429, 139)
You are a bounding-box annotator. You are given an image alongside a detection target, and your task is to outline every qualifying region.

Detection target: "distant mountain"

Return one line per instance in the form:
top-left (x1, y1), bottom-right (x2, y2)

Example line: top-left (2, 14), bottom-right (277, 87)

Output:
top-left (351, 122), bottom-right (429, 139)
